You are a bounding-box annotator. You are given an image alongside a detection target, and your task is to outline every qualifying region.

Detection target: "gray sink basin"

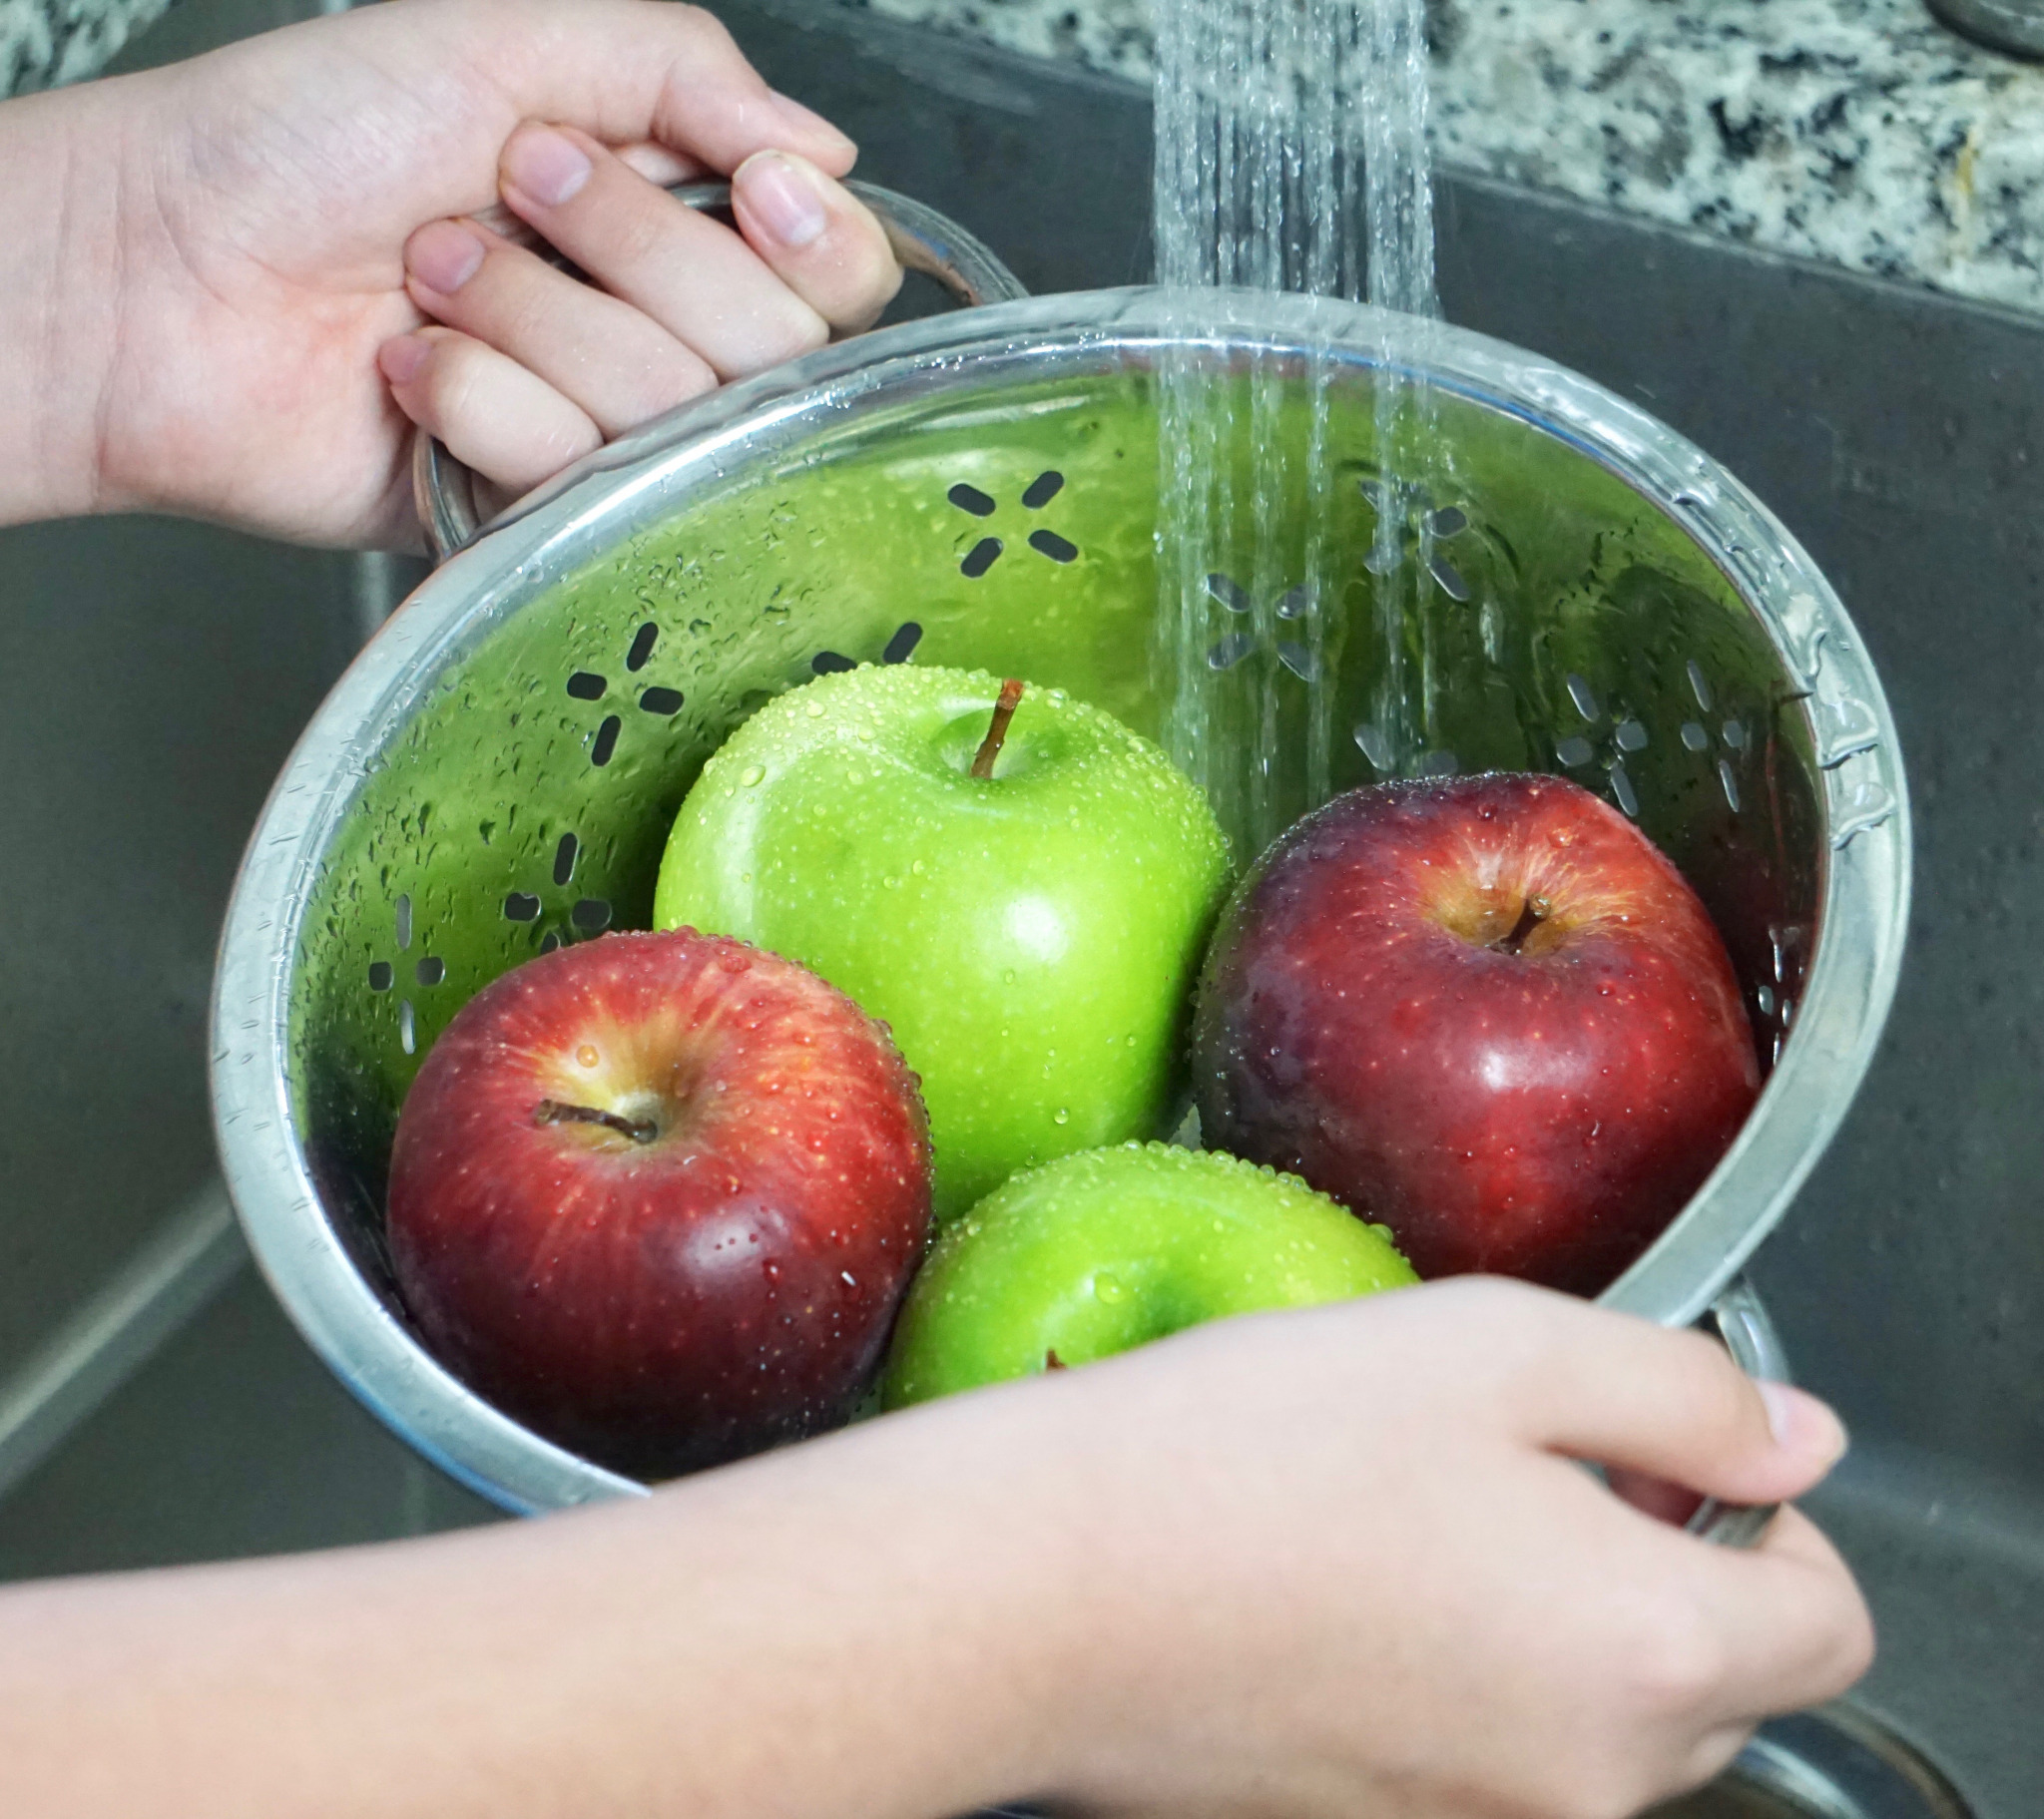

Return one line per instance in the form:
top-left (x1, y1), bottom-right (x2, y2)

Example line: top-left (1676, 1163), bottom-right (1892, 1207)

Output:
top-left (0, 0), bottom-right (2034, 1810)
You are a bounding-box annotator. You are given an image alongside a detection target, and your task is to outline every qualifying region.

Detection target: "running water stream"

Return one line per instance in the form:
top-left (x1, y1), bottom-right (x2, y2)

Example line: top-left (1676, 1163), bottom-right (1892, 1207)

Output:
top-left (1153, 0), bottom-right (1441, 860)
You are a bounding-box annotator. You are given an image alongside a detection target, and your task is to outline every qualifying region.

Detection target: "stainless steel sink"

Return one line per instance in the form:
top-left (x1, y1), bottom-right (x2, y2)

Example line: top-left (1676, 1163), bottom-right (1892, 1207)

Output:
top-left (0, 0), bottom-right (2035, 1810)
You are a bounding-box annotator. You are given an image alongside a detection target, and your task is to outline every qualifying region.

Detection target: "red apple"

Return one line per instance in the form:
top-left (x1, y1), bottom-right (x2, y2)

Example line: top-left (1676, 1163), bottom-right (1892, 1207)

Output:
top-left (387, 929), bottom-right (932, 1478)
top-left (1192, 773), bottom-right (1760, 1294)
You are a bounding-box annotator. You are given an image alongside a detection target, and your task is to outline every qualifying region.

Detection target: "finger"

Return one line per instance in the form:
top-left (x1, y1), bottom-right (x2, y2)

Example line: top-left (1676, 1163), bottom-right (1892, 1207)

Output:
top-left (402, 220), bottom-right (717, 437)
top-left (731, 151), bottom-right (903, 332)
top-left (1655, 1506), bottom-right (1876, 1724)
top-left (421, 0), bottom-right (857, 180)
top-left (614, 141), bottom-right (706, 187)
top-left (498, 123), bottom-right (828, 380)
top-left (1481, 1283), bottom-right (1848, 1506)
top-left (378, 327), bottom-right (601, 501)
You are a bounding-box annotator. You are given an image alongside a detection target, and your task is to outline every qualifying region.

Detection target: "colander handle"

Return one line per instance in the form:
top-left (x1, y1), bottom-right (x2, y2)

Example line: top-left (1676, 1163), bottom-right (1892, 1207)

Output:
top-left (413, 179), bottom-right (1028, 561)
top-left (1685, 1275), bottom-right (1787, 1550)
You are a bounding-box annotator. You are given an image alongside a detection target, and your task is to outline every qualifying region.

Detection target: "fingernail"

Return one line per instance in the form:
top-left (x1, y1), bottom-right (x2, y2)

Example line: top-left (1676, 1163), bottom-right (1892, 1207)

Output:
top-left (502, 123), bottom-right (593, 209)
top-left (738, 150), bottom-right (829, 249)
top-left (378, 334), bottom-right (431, 386)
top-left (1760, 1381), bottom-right (1848, 1464)
top-left (405, 221), bottom-right (485, 296)
top-left (769, 90), bottom-right (856, 158)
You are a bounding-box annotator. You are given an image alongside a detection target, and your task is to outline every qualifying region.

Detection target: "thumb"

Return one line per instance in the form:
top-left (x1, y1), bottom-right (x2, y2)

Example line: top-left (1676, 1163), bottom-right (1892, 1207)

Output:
top-left (351, 0), bottom-right (857, 179)
top-left (1493, 1289), bottom-right (1848, 1508)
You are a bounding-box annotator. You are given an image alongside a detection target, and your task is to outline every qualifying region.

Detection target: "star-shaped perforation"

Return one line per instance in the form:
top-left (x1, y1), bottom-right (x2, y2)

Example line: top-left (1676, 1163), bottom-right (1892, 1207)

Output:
top-left (364, 891), bottom-right (442, 1056)
top-left (946, 470), bottom-right (1079, 577)
top-left (562, 618), bottom-right (686, 769)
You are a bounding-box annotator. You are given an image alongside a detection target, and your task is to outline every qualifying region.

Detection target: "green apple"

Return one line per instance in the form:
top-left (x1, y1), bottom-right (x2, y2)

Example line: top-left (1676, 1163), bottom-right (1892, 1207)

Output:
top-left (653, 668), bottom-right (1232, 1218)
top-left (880, 1141), bottom-right (1418, 1407)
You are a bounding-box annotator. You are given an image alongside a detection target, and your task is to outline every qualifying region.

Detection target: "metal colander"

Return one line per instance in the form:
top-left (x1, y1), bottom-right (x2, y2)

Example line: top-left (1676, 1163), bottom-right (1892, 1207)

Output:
top-left (211, 251), bottom-right (1909, 1513)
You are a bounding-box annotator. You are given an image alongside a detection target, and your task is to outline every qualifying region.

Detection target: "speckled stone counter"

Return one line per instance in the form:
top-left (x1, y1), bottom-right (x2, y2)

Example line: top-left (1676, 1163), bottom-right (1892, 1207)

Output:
top-left (841, 0), bottom-right (2044, 312)
top-left (1, 0), bottom-right (172, 93)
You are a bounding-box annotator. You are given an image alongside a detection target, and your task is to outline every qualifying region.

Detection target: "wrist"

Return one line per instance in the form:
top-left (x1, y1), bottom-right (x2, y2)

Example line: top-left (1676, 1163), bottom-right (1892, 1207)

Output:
top-left (0, 82), bottom-right (129, 526)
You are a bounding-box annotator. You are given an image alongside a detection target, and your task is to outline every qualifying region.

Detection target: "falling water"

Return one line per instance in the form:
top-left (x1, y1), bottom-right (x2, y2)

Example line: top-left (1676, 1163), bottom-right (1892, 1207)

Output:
top-left (1153, 0), bottom-right (1440, 859)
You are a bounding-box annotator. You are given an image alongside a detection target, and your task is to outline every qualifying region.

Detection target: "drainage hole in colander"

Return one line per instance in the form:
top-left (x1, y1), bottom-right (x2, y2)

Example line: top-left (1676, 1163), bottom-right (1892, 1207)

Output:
top-left (591, 715), bottom-right (622, 767)
top-left (394, 893), bottom-right (412, 952)
top-left (883, 623), bottom-right (922, 665)
top-left (504, 893), bottom-right (542, 923)
top-left (415, 956), bottom-right (445, 987)
top-left (626, 622), bottom-right (659, 672)
top-left (567, 671), bottom-right (607, 700)
top-left (812, 651), bottom-right (856, 676)
top-left (572, 899), bottom-right (613, 934)
top-left (1021, 470), bottom-right (1065, 509)
top-left (553, 833), bottom-right (579, 887)
top-left (1029, 530), bottom-right (1078, 564)
top-left (367, 961), bottom-right (394, 993)
top-left (961, 537), bottom-right (1002, 579)
top-left (1427, 555), bottom-right (1470, 601)
top-left (640, 686), bottom-right (684, 715)
top-left (947, 483), bottom-right (996, 518)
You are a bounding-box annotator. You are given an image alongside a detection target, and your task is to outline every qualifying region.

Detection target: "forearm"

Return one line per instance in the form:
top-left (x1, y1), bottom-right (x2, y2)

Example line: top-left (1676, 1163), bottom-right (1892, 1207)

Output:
top-left (0, 84), bottom-right (127, 526)
top-left (0, 1392), bottom-right (1083, 1819)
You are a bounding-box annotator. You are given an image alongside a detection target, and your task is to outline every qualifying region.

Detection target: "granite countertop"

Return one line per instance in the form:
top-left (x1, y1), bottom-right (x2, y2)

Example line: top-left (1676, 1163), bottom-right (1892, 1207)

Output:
top-left (1, 0), bottom-right (170, 93)
top-left (9, 0), bottom-right (2044, 312)
top-left (844, 0), bottom-right (2044, 314)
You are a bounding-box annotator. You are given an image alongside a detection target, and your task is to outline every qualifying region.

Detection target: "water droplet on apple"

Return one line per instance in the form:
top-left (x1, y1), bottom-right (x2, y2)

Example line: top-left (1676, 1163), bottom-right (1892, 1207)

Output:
top-left (576, 1044), bottom-right (599, 1069)
top-left (1054, 1108), bottom-right (1070, 1125)
top-left (805, 699), bottom-right (825, 717)
top-left (1093, 1272), bottom-right (1126, 1304)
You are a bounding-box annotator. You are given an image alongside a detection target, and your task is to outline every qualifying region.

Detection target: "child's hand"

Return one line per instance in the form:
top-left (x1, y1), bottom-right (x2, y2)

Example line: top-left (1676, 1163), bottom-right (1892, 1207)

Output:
top-left (10, 0), bottom-right (897, 547)
top-left (939, 1277), bottom-right (1872, 1817)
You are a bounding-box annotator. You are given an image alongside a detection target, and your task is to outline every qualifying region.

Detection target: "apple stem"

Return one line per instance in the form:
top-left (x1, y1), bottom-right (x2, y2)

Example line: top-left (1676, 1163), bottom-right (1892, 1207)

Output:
top-left (1498, 896), bottom-right (1550, 955)
top-left (534, 1099), bottom-right (659, 1144)
top-left (970, 678), bottom-right (1026, 780)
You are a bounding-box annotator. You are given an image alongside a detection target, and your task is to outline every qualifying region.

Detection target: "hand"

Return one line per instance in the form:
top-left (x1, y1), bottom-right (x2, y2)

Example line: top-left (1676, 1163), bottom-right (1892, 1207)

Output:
top-left (4, 0), bottom-right (898, 547)
top-left (982, 1277), bottom-right (1871, 1818)
top-left (0, 1278), bottom-right (1869, 1818)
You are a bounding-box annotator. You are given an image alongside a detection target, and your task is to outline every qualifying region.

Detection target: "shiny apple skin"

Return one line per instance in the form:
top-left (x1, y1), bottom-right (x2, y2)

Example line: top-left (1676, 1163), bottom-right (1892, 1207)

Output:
top-left (1192, 774), bottom-right (1761, 1295)
top-left (387, 930), bottom-right (932, 1479)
